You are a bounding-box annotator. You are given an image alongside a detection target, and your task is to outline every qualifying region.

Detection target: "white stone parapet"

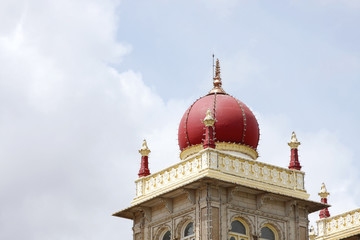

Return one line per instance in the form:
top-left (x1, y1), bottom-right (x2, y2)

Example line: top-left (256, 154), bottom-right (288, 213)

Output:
top-left (131, 148), bottom-right (308, 206)
top-left (316, 208), bottom-right (360, 240)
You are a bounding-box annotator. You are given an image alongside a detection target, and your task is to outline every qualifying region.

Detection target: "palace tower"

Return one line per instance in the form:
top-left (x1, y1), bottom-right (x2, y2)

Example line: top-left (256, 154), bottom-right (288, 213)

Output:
top-left (113, 60), bottom-right (328, 240)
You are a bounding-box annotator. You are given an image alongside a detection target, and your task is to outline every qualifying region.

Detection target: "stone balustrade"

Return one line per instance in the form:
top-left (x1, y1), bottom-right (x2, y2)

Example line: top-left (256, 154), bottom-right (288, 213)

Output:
top-left (131, 148), bottom-right (307, 206)
top-left (316, 208), bottom-right (360, 239)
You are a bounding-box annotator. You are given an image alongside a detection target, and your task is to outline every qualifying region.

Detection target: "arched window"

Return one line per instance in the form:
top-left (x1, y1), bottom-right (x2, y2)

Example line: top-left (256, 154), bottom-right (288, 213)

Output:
top-left (161, 230), bottom-right (171, 240)
top-left (229, 218), bottom-right (250, 240)
top-left (181, 222), bottom-right (195, 240)
top-left (259, 224), bottom-right (278, 240)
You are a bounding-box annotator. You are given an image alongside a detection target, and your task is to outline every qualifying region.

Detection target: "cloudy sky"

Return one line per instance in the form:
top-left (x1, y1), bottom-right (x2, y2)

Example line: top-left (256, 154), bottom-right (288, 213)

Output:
top-left (1, 0), bottom-right (360, 239)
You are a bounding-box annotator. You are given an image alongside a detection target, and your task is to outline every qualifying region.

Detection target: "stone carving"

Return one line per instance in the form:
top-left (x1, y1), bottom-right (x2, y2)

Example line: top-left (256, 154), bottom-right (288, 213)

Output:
top-left (175, 215), bottom-right (193, 239)
top-left (285, 200), bottom-right (296, 216)
top-left (141, 207), bottom-right (152, 222)
top-left (317, 208), bottom-right (360, 236)
top-left (132, 149), bottom-right (307, 206)
top-left (296, 174), bottom-right (304, 190)
top-left (253, 164), bottom-right (260, 178)
top-left (136, 181), bottom-right (143, 197)
top-left (183, 189), bottom-right (196, 204)
top-left (209, 152), bottom-right (218, 169)
top-left (271, 169), bottom-right (279, 183)
top-left (223, 157), bottom-right (231, 171)
top-left (160, 198), bottom-right (173, 213)
top-left (262, 166), bottom-right (270, 180)
top-left (153, 224), bottom-right (171, 240)
top-left (233, 159), bottom-right (241, 173)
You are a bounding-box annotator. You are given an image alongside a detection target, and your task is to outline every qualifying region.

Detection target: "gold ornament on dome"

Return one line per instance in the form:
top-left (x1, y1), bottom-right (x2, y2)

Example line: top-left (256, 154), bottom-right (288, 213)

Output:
top-left (202, 109), bottom-right (215, 127)
top-left (179, 142), bottom-right (258, 161)
top-left (209, 58), bottom-right (226, 94)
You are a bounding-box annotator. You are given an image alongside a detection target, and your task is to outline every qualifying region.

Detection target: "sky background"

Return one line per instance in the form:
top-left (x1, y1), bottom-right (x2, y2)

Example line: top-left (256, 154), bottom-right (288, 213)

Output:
top-left (1, 0), bottom-right (360, 239)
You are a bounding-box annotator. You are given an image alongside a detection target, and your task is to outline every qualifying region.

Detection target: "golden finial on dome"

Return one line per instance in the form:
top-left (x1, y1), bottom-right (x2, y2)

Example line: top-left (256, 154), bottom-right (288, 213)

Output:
top-left (214, 59), bottom-right (221, 86)
top-left (209, 58), bottom-right (226, 94)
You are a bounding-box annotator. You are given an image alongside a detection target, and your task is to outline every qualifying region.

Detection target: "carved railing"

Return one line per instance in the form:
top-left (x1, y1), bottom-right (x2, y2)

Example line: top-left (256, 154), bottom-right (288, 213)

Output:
top-left (316, 208), bottom-right (360, 238)
top-left (132, 148), bottom-right (307, 206)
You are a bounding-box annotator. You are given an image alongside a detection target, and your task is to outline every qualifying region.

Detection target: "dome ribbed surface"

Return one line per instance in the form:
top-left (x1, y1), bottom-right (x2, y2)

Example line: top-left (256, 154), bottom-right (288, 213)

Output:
top-left (178, 93), bottom-right (260, 151)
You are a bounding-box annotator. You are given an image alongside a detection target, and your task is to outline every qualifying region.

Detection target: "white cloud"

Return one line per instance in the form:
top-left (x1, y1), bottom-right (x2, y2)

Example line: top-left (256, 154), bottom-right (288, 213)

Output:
top-left (1, 0), bottom-right (359, 239)
top-left (0, 0), bottom-right (181, 239)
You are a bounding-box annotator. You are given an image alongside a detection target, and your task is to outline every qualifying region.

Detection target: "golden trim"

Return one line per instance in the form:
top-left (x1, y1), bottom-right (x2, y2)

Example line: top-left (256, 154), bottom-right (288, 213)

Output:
top-left (216, 142), bottom-right (258, 160)
top-left (180, 144), bottom-right (203, 160)
top-left (180, 142), bottom-right (258, 160)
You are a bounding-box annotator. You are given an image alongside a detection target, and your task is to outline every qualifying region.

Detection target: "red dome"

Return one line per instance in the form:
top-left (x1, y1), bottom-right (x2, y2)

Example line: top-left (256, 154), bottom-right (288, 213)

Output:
top-left (178, 93), bottom-right (260, 151)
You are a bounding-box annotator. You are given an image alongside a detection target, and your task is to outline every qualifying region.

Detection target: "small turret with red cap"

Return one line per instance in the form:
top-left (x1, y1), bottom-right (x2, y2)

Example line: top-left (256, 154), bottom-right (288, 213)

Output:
top-left (288, 131), bottom-right (302, 171)
top-left (138, 139), bottom-right (151, 178)
top-left (319, 183), bottom-right (331, 219)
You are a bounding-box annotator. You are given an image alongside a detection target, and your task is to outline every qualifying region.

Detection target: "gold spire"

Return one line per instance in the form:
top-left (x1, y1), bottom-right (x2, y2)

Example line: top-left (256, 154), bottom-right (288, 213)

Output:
top-left (288, 131), bottom-right (300, 149)
top-left (139, 139), bottom-right (151, 156)
top-left (209, 58), bottom-right (226, 94)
